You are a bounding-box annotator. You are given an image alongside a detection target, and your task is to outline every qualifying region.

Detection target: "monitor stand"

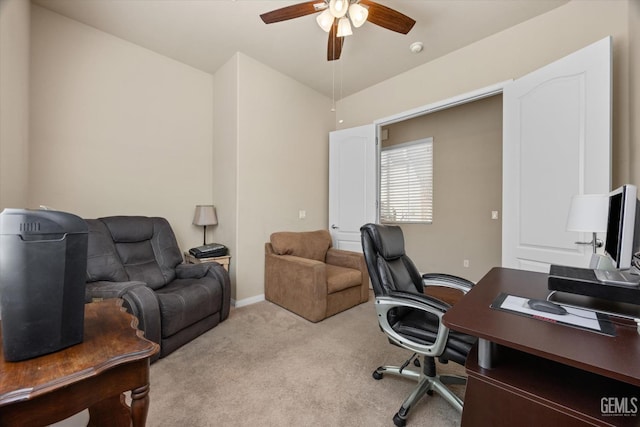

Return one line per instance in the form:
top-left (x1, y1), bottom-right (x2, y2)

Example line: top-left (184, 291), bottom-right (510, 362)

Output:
top-left (589, 253), bottom-right (616, 270)
top-left (548, 290), bottom-right (640, 320)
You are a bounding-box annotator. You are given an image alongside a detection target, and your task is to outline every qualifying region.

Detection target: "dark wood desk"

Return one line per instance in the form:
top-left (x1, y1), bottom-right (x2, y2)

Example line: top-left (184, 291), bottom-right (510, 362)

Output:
top-left (443, 267), bottom-right (640, 427)
top-left (0, 299), bottom-right (159, 426)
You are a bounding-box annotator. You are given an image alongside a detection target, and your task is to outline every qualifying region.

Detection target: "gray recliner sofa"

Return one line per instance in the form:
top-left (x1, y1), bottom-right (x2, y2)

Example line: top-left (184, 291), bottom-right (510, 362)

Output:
top-left (84, 216), bottom-right (230, 360)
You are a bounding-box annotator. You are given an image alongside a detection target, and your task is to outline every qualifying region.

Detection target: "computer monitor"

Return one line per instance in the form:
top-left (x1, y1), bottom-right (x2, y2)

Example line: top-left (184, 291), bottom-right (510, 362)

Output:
top-left (604, 184), bottom-right (638, 270)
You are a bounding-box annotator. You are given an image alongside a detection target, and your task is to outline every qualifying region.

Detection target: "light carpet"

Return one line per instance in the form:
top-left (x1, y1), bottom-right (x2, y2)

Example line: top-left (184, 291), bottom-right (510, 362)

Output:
top-left (147, 292), bottom-right (464, 426)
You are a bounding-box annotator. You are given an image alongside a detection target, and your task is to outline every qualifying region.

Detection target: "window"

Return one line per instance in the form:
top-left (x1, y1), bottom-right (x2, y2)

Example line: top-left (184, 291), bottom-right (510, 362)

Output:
top-left (380, 138), bottom-right (433, 223)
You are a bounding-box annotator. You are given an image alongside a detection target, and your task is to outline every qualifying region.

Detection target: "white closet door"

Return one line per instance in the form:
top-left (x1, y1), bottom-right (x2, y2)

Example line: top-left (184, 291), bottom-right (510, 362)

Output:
top-left (502, 37), bottom-right (612, 271)
top-left (328, 124), bottom-right (376, 252)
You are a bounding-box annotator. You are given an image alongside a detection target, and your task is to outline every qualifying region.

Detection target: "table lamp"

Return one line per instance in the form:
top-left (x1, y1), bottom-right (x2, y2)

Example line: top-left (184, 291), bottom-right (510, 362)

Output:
top-left (566, 194), bottom-right (608, 253)
top-left (193, 205), bottom-right (218, 245)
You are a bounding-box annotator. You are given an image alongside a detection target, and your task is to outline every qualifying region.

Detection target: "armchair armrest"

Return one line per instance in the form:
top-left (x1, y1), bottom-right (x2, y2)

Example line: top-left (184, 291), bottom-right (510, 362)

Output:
top-left (422, 273), bottom-right (474, 294)
top-left (375, 291), bottom-right (452, 357)
top-left (264, 252), bottom-right (327, 322)
top-left (326, 248), bottom-right (364, 270)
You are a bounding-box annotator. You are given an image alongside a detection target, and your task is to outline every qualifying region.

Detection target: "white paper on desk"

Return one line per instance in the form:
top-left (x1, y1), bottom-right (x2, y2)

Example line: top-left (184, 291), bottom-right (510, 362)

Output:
top-left (500, 295), bottom-right (602, 331)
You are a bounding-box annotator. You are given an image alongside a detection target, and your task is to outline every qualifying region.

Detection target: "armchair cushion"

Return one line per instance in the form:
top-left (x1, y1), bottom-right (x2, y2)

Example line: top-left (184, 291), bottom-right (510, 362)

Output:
top-left (270, 230), bottom-right (332, 262)
top-left (326, 265), bottom-right (362, 294)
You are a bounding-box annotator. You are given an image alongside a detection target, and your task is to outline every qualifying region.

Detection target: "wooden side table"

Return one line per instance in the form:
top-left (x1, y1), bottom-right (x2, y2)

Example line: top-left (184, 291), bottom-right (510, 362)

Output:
top-left (184, 253), bottom-right (231, 272)
top-left (0, 299), bottom-right (159, 427)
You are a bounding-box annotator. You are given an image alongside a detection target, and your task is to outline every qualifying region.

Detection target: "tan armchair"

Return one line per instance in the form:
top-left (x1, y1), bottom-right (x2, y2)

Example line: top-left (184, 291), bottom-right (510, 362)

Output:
top-left (265, 230), bottom-right (369, 322)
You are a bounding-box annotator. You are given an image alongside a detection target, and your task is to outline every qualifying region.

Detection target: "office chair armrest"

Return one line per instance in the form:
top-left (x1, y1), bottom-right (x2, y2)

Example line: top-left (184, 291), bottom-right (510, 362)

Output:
top-left (375, 292), bottom-right (451, 357)
top-left (422, 273), bottom-right (474, 294)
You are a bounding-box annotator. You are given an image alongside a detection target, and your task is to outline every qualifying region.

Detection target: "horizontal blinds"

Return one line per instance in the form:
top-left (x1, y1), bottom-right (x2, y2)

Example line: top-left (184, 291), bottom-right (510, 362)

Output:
top-left (380, 138), bottom-right (433, 223)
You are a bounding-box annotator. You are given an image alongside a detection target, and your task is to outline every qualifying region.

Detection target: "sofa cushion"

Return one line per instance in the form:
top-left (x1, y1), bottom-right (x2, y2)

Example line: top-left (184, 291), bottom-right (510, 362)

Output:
top-left (326, 264), bottom-right (362, 294)
top-left (85, 219), bottom-right (128, 282)
top-left (100, 216), bottom-right (182, 289)
top-left (155, 278), bottom-right (222, 337)
top-left (270, 230), bottom-right (332, 262)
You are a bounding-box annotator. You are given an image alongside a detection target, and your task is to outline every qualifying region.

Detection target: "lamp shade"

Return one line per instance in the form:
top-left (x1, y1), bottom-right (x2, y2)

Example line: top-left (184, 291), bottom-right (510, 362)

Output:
top-left (336, 17), bottom-right (352, 37)
top-left (348, 3), bottom-right (368, 28)
top-left (316, 9), bottom-right (334, 32)
top-left (329, 0), bottom-right (348, 18)
top-left (566, 194), bottom-right (608, 232)
top-left (193, 205), bottom-right (218, 226)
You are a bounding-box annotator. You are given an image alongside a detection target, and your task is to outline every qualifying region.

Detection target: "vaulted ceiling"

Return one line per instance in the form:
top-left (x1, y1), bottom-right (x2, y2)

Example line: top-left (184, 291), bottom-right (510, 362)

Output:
top-left (33, 0), bottom-right (569, 98)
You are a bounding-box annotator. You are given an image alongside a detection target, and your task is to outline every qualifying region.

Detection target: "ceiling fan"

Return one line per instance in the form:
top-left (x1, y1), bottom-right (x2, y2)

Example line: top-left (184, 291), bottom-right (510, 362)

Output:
top-left (260, 0), bottom-right (416, 61)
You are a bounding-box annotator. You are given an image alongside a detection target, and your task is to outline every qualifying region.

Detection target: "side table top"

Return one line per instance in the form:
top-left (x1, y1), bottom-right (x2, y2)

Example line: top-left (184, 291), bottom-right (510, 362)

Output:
top-left (0, 299), bottom-right (159, 405)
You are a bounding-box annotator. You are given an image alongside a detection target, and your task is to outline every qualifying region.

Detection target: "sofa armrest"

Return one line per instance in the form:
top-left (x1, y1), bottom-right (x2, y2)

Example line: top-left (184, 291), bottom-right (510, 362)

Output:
top-left (264, 251), bottom-right (328, 322)
top-left (174, 262), bottom-right (231, 321)
top-left (204, 262), bottom-right (232, 321)
top-left (175, 262), bottom-right (210, 279)
top-left (85, 280), bottom-right (147, 303)
top-left (120, 286), bottom-right (162, 362)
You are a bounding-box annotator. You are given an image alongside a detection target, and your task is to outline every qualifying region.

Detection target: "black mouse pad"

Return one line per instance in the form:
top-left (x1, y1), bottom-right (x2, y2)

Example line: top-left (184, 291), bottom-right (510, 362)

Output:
top-left (490, 292), bottom-right (616, 337)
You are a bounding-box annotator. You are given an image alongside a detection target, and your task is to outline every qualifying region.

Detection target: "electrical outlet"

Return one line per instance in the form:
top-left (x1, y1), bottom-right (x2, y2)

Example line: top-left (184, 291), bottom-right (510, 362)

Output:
top-left (298, 210), bottom-right (306, 220)
top-left (463, 259), bottom-right (470, 268)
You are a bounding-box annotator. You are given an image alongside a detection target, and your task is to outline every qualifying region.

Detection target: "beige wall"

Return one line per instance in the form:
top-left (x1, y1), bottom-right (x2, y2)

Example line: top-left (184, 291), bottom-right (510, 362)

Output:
top-left (337, 0), bottom-right (635, 279)
top-left (29, 5), bottom-right (214, 250)
top-left (382, 95), bottom-right (502, 281)
top-left (212, 54), bottom-right (239, 299)
top-left (337, 0), bottom-right (632, 187)
top-left (8, 5), bottom-right (332, 305)
top-left (0, 0), bottom-right (30, 210)
top-left (234, 53), bottom-right (333, 303)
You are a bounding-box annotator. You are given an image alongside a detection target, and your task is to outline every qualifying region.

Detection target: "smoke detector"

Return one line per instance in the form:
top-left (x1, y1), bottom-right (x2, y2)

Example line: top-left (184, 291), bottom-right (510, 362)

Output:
top-left (409, 42), bottom-right (423, 54)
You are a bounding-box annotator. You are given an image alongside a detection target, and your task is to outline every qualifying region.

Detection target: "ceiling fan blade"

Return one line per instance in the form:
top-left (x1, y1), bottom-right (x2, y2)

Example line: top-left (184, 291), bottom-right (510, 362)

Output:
top-left (327, 20), bottom-right (344, 61)
top-left (260, 1), bottom-right (326, 24)
top-left (359, 0), bottom-right (416, 34)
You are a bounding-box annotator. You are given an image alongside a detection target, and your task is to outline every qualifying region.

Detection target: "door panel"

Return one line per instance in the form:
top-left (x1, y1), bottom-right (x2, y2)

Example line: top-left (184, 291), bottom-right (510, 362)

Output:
top-left (329, 125), bottom-right (376, 252)
top-left (503, 37), bottom-right (611, 271)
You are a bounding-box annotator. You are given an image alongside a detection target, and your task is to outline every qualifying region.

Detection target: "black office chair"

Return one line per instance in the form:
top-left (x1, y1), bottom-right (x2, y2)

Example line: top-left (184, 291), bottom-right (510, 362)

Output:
top-left (360, 223), bottom-right (477, 427)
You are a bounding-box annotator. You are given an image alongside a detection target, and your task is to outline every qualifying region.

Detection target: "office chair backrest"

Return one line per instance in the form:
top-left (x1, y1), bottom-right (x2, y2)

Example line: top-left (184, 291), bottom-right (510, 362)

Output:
top-left (360, 223), bottom-right (424, 297)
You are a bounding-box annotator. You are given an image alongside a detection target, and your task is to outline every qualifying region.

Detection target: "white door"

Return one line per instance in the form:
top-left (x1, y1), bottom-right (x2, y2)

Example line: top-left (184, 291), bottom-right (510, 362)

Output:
top-left (329, 124), bottom-right (376, 252)
top-left (502, 37), bottom-right (612, 271)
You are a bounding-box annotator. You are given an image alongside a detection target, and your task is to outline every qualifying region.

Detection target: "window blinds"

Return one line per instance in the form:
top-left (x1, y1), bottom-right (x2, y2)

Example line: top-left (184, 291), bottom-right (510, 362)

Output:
top-left (380, 138), bottom-right (433, 223)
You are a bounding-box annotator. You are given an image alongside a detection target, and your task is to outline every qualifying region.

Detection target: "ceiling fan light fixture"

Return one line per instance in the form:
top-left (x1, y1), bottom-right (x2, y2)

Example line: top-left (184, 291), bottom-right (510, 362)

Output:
top-left (348, 3), bottom-right (368, 28)
top-left (316, 9), bottom-right (334, 32)
top-left (329, 0), bottom-right (349, 18)
top-left (336, 16), bottom-right (353, 37)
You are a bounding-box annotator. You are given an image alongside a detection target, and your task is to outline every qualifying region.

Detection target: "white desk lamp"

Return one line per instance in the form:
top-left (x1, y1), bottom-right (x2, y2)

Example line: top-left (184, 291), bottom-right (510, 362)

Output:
top-left (566, 194), bottom-right (608, 254)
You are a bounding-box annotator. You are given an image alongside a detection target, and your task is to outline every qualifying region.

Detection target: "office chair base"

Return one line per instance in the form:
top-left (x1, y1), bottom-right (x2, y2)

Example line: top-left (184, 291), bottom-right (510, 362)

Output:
top-left (373, 363), bottom-right (465, 426)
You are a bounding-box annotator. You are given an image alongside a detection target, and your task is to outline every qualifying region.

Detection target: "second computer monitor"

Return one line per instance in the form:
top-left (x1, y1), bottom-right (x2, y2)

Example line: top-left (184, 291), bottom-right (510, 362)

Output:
top-left (604, 184), bottom-right (638, 270)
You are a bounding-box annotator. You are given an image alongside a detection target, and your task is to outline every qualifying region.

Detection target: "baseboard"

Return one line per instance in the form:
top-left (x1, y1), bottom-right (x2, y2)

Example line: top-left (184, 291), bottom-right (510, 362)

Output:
top-left (232, 293), bottom-right (265, 308)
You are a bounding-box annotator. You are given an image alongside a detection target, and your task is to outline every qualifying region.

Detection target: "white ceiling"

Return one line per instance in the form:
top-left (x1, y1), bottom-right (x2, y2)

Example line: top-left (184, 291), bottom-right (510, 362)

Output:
top-left (32, 0), bottom-right (569, 98)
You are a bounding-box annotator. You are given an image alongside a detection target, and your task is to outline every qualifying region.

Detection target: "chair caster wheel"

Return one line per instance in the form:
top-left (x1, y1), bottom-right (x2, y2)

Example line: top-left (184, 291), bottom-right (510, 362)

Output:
top-left (413, 359), bottom-right (421, 368)
top-left (393, 413), bottom-right (407, 427)
top-left (372, 370), bottom-right (383, 380)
